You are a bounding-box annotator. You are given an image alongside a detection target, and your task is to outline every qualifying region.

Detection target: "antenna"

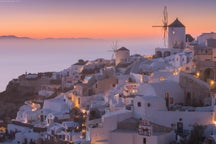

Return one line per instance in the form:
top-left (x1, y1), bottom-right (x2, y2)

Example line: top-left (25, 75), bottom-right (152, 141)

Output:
top-left (152, 6), bottom-right (168, 47)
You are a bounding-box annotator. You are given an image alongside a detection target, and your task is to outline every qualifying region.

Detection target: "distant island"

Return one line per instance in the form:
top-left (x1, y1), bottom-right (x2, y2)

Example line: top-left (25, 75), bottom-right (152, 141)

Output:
top-left (0, 35), bottom-right (32, 40)
top-left (0, 35), bottom-right (96, 41)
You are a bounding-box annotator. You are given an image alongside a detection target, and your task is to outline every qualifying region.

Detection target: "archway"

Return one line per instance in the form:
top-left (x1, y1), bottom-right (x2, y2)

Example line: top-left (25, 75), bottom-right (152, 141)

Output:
top-left (156, 51), bottom-right (162, 58)
top-left (204, 68), bottom-right (214, 81)
top-left (164, 51), bottom-right (171, 57)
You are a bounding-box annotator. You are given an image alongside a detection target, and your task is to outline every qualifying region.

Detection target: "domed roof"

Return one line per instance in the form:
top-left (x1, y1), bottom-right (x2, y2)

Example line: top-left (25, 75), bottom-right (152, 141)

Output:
top-left (169, 18), bottom-right (185, 27)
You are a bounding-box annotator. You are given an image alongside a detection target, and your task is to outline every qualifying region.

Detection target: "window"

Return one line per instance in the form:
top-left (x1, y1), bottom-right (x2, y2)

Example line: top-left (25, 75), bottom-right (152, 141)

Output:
top-left (95, 84), bottom-right (97, 88)
top-left (143, 138), bottom-right (146, 144)
top-left (137, 102), bottom-right (141, 107)
top-left (78, 98), bottom-right (80, 104)
top-left (147, 103), bottom-right (151, 107)
top-left (169, 97), bottom-right (174, 104)
top-left (186, 67), bottom-right (190, 71)
top-left (164, 92), bottom-right (169, 99)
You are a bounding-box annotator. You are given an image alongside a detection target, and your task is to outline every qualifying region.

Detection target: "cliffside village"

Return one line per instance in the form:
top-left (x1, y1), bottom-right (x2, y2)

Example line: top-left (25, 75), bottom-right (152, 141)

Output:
top-left (1, 18), bottom-right (216, 144)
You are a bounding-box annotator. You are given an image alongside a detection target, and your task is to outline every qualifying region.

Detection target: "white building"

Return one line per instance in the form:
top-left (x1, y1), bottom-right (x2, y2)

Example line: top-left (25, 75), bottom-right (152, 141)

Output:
top-left (137, 81), bottom-right (184, 106)
top-left (89, 108), bottom-right (176, 144)
top-left (62, 121), bottom-right (80, 142)
top-left (197, 32), bottom-right (216, 48)
top-left (16, 102), bottom-right (41, 123)
top-left (133, 94), bottom-right (216, 130)
top-left (43, 94), bottom-right (73, 114)
top-left (165, 49), bottom-right (193, 68)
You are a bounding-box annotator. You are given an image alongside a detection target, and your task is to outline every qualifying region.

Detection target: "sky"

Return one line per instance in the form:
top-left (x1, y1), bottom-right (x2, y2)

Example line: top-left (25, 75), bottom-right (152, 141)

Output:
top-left (0, 0), bottom-right (215, 39)
top-left (0, 0), bottom-right (216, 92)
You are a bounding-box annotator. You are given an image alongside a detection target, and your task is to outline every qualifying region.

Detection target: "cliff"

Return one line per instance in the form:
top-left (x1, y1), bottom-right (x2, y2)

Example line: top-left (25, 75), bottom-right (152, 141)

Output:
top-left (0, 72), bottom-right (61, 123)
top-left (0, 79), bottom-right (36, 122)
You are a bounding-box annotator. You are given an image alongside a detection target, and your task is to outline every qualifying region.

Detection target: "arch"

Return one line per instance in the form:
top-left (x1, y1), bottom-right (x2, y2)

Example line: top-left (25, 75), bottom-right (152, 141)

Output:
top-left (203, 68), bottom-right (214, 81)
top-left (204, 136), bottom-right (216, 144)
top-left (164, 51), bottom-right (171, 57)
top-left (156, 51), bottom-right (162, 58)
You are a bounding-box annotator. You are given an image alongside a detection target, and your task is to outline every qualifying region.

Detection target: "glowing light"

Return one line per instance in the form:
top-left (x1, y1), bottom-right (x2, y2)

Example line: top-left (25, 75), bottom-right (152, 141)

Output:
top-left (173, 70), bottom-right (178, 76)
top-left (144, 55), bottom-right (153, 59)
top-left (210, 80), bottom-right (215, 86)
top-left (196, 72), bottom-right (200, 78)
top-left (81, 109), bottom-right (86, 114)
top-left (172, 30), bottom-right (175, 35)
top-left (132, 89), bottom-right (136, 94)
top-left (178, 67), bottom-right (183, 71)
top-left (31, 103), bottom-right (38, 111)
top-left (0, 127), bottom-right (6, 133)
top-left (82, 129), bottom-right (86, 133)
top-left (159, 77), bottom-right (165, 81)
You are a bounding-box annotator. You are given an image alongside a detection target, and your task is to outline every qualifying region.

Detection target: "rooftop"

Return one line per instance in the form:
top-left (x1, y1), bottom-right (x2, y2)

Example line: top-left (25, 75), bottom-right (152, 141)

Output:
top-left (169, 18), bottom-right (185, 27)
top-left (116, 47), bottom-right (129, 52)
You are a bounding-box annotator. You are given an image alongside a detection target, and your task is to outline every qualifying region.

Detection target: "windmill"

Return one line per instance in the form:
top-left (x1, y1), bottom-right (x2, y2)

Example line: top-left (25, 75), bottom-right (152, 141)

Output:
top-left (108, 40), bottom-right (119, 60)
top-left (152, 6), bottom-right (168, 47)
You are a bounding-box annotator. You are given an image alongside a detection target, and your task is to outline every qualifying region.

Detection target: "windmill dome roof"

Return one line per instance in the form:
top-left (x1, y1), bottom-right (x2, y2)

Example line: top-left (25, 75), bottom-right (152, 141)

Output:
top-left (169, 18), bottom-right (185, 27)
top-left (117, 47), bottom-right (129, 51)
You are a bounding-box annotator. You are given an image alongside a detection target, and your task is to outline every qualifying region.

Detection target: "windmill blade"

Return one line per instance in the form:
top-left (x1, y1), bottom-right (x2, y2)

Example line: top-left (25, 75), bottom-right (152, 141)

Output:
top-left (112, 40), bottom-right (119, 51)
top-left (111, 53), bottom-right (114, 60)
top-left (152, 25), bottom-right (164, 27)
top-left (152, 6), bottom-right (169, 47)
top-left (162, 6), bottom-right (168, 26)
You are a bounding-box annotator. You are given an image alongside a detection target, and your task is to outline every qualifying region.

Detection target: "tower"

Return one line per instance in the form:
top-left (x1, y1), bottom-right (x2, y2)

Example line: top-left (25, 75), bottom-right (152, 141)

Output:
top-left (168, 18), bottom-right (185, 49)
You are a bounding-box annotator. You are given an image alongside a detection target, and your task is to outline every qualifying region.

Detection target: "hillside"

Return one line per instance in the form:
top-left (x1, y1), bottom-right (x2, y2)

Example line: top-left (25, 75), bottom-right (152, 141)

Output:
top-left (0, 80), bottom-right (36, 122)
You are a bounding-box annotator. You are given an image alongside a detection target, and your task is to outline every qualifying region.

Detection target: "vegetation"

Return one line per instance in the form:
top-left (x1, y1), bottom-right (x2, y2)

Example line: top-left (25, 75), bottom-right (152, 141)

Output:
top-left (187, 124), bottom-right (206, 144)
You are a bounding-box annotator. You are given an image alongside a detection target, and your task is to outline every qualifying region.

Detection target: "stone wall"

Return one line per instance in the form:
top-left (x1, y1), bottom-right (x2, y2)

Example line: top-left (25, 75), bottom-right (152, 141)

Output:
top-left (179, 72), bottom-right (210, 106)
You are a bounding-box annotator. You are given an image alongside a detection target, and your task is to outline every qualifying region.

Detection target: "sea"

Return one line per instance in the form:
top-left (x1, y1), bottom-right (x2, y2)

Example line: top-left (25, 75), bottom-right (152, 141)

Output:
top-left (0, 38), bottom-right (162, 92)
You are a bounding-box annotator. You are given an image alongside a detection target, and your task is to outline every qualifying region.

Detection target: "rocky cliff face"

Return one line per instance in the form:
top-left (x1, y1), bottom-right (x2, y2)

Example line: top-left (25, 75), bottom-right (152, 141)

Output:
top-left (0, 72), bottom-right (61, 123)
top-left (0, 79), bottom-right (36, 122)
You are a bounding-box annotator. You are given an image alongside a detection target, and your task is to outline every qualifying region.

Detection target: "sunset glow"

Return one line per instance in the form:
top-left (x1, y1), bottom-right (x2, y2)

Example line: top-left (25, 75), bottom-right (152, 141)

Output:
top-left (0, 0), bottom-right (215, 39)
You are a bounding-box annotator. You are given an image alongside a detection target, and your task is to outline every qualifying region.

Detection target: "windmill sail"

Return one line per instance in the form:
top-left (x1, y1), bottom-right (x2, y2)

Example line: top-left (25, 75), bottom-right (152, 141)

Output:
top-left (152, 6), bottom-right (168, 47)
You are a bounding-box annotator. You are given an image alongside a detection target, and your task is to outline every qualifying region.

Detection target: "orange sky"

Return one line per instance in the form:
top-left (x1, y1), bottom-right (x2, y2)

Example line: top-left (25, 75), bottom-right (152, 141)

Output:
top-left (0, 0), bottom-right (215, 39)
